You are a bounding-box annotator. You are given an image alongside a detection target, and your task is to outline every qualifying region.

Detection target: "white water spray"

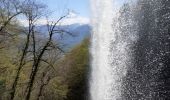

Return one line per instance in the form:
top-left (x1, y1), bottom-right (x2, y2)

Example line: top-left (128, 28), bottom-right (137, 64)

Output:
top-left (90, 0), bottom-right (137, 100)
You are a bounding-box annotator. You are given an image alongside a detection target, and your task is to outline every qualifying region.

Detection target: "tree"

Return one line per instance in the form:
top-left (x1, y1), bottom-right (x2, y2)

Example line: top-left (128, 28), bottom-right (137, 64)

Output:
top-left (59, 39), bottom-right (89, 100)
top-left (9, 0), bottom-right (46, 99)
top-left (7, 0), bottom-right (71, 99)
top-left (0, 0), bottom-right (22, 49)
top-left (0, 0), bottom-right (81, 100)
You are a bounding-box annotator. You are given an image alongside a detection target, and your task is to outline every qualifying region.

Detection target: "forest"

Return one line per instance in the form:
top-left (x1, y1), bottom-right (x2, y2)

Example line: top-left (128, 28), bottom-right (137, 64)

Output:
top-left (0, 0), bottom-right (89, 100)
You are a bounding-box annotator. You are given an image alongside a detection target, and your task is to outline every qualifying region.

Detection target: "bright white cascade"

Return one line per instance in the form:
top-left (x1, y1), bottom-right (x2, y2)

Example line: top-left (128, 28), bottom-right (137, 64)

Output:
top-left (90, 0), bottom-right (115, 100)
top-left (90, 0), bottom-right (137, 100)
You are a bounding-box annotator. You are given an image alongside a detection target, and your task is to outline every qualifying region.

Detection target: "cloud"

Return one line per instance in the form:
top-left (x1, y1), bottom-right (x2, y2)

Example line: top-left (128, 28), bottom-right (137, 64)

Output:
top-left (59, 16), bottom-right (89, 25)
top-left (60, 10), bottom-right (90, 25)
top-left (19, 15), bottom-right (89, 27)
top-left (19, 19), bottom-right (48, 27)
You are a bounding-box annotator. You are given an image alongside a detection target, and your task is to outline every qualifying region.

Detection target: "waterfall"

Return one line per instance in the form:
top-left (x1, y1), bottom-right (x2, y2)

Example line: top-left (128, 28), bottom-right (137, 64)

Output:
top-left (90, 0), bottom-right (137, 100)
top-left (90, 0), bottom-right (115, 99)
top-left (90, 0), bottom-right (170, 99)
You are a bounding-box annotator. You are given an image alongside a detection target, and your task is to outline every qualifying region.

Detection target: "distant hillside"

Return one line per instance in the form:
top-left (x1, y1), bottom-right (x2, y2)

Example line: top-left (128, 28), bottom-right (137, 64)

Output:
top-left (36, 23), bottom-right (91, 51)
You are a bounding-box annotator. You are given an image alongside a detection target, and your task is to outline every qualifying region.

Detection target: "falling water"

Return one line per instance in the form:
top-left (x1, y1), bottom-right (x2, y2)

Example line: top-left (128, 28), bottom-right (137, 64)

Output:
top-left (90, 0), bottom-right (170, 100)
top-left (90, 0), bottom-right (137, 100)
top-left (90, 0), bottom-right (115, 99)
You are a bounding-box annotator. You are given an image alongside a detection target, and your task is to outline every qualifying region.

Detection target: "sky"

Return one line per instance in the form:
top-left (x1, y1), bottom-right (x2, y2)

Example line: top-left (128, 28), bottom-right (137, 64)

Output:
top-left (41, 0), bottom-right (90, 18)
top-left (20, 0), bottom-right (125, 26)
top-left (41, 0), bottom-right (125, 18)
top-left (20, 0), bottom-right (90, 26)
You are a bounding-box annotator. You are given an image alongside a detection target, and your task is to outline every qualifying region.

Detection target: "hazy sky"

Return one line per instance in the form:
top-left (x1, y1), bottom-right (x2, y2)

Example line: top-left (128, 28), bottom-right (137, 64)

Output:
top-left (41, 0), bottom-right (90, 18)
top-left (40, 0), bottom-right (126, 18)
top-left (20, 0), bottom-right (125, 26)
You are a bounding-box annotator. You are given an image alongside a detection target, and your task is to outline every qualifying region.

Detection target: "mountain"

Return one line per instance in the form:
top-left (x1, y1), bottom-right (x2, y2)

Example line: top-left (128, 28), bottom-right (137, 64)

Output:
top-left (54, 23), bottom-right (91, 50)
top-left (56, 11), bottom-right (91, 50)
top-left (36, 23), bottom-right (91, 51)
top-left (32, 11), bottom-right (91, 51)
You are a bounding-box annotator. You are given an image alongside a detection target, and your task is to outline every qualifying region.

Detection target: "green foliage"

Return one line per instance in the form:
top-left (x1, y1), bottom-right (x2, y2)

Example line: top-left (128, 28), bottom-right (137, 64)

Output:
top-left (42, 38), bottom-right (89, 100)
top-left (44, 77), bottom-right (68, 100)
top-left (0, 79), bottom-right (5, 91)
top-left (0, 79), bottom-right (5, 99)
top-left (61, 38), bottom-right (89, 100)
top-left (0, 6), bottom-right (90, 99)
